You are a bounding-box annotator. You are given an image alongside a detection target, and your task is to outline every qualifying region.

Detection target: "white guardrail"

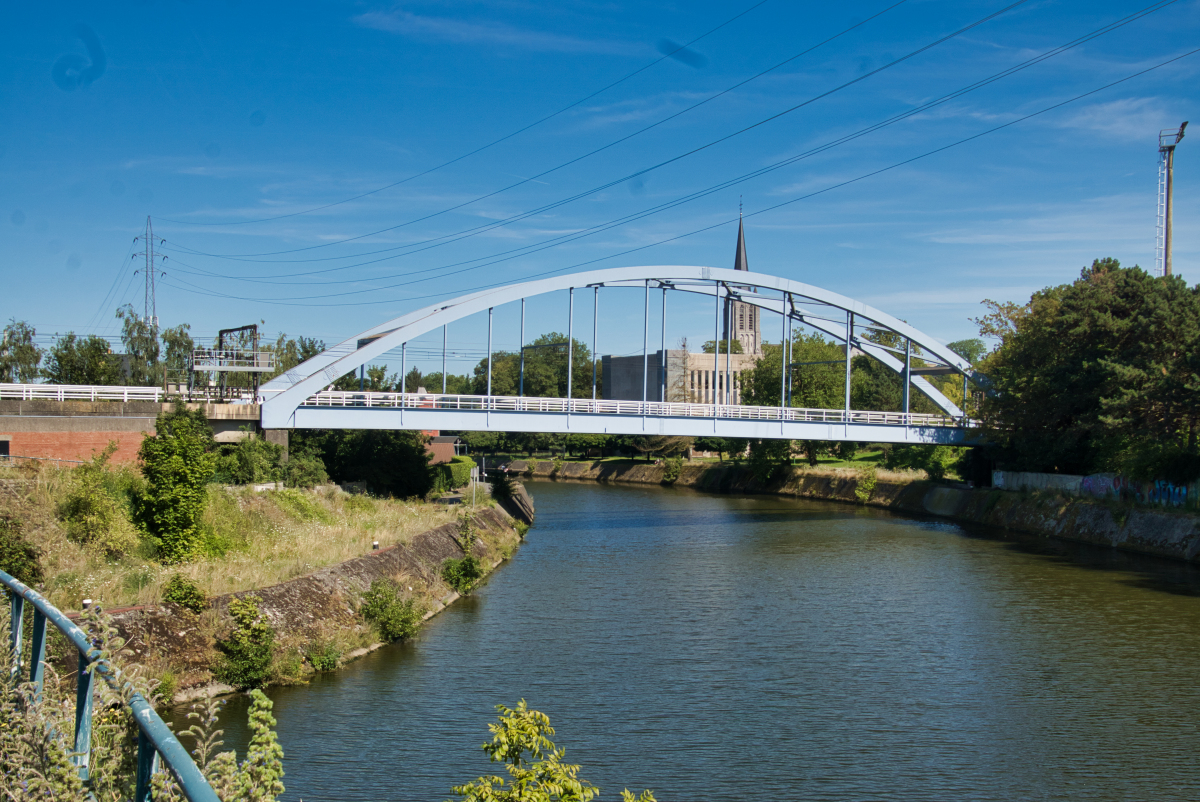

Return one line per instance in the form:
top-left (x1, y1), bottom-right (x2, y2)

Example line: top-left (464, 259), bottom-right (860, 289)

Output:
top-left (297, 391), bottom-right (970, 428)
top-left (0, 383), bottom-right (166, 402)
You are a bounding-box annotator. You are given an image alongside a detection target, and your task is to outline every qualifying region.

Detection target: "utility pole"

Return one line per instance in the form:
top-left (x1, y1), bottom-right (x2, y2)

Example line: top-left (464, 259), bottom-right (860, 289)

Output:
top-left (1157, 122), bottom-right (1187, 277)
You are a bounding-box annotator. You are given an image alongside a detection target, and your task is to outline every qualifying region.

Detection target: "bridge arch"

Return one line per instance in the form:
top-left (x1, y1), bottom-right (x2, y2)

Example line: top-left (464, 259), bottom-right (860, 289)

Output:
top-left (260, 266), bottom-right (978, 433)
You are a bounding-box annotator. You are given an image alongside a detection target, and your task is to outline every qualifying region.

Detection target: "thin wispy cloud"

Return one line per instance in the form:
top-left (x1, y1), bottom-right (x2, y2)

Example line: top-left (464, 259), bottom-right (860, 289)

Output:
top-left (353, 9), bottom-right (634, 55)
top-left (1057, 96), bottom-right (1176, 142)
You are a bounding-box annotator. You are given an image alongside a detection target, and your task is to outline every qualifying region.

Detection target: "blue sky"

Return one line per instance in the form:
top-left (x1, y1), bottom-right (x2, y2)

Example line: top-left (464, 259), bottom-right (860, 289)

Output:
top-left (3, 0), bottom-right (1198, 376)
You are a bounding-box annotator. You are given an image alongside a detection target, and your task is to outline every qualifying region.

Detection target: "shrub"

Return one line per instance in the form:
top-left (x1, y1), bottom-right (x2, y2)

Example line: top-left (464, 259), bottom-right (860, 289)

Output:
top-left (854, 465), bottom-right (878, 503)
top-left (162, 573), bottom-right (207, 614)
top-left (305, 641), bottom-right (341, 672)
top-left (432, 455), bottom-right (475, 493)
top-left (137, 403), bottom-right (217, 563)
top-left (885, 444), bottom-right (964, 481)
top-left (0, 515), bottom-right (42, 584)
top-left (748, 439), bottom-right (792, 484)
top-left (488, 469), bottom-right (516, 501)
top-left (662, 456), bottom-right (683, 484)
top-left (57, 442), bottom-right (140, 557)
top-left (551, 455), bottom-right (564, 475)
top-left (441, 556), bottom-right (483, 595)
top-left (284, 454), bottom-right (329, 489)
top-left (360, 579), bottom-right (423, 641)
top-left (215, 596), bottom-right (275, 689)
top-left (211, 428), bottom-right (285, 486)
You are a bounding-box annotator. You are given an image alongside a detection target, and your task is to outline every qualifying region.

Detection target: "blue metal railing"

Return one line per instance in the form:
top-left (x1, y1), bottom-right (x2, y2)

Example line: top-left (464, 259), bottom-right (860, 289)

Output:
top-left (2, 569), bottom-right (220, 802)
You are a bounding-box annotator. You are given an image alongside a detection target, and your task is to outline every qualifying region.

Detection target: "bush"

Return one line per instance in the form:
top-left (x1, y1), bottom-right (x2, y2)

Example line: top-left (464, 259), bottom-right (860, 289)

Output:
top-left (284, 454), bottom-right (329, 489)
top-left (360, 579), bottom-right (423, 641)
top-left (215, 596), bottom-right (275, 689)
top-left (212, 430), bottom-right (283, 486)
top-left (432, 455), bottom-right (475, 493)
top-left (57, 442), bottom-right (140, 557)
top-left (854, 465), bottom-right (878, 503)
top-left (137, 403), bottom-right (217, 563)
top-left (662, 456), bottom-right (683, 484)
top-left (305, 641), bottom-right (341, 672)
top-left (488, 469), bottom-right (516, 501)
top-left (441, 556), bottom-right (483, 595)
top-left (885, 444), bottom-right (964, 480)
top-left (748, 439), bottom-right (792, 484)
top-left (0, 516), bottom-right (42, 584)
top-left (162, 573), bottom-right (207, 614)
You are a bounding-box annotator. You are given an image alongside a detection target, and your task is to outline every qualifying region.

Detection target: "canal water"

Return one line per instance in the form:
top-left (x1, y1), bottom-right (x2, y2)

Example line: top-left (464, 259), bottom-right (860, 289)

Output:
top-left (207, 480), bottom-right (1200, 801)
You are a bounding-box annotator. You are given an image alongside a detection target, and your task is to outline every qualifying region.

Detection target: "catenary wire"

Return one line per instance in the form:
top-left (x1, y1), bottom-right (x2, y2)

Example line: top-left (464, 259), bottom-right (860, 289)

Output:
top-left (156, 46), bottom-right (1200, 310)
top-left (160, 0), bottom-right (1181, 292)
top-left (157, 1), bottom-right (775, 227)
top-left (166, 0), bottom-right (927, 258)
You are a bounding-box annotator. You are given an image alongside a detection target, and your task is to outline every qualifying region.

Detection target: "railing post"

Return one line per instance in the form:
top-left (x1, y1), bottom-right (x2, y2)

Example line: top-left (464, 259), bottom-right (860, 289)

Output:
top-left (134, 729), bottom-right (157, 802)
top-left (713, 281), bottom-right (720, 417)
top-left (903, 338), bottom-right (911, 421)
top-left (486, 307), bottom-right (493, 414)
top-left (74, 649), bottom-right (95, 780)
top-left (29, 608), bottom-right (47, 696)
top-left (9, 594), bottom-right (23, 680)
top-left (443, 325), bottom-right (448, 395)
top-left (780, 292), bottom-right (787, 411)
top-left (642, 281), bottom-right (649, 414)
top-left (401, 343), bottom-right (406, 400)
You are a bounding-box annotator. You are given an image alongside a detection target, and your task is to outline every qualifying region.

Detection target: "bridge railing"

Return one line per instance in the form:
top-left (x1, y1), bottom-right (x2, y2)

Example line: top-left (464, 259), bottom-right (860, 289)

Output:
top-left (2, 570), bottom-right (220, 801)
top-left (0, 383), bottom-right (166, 403)
top-left (299, 391), bottom-right (966, 428)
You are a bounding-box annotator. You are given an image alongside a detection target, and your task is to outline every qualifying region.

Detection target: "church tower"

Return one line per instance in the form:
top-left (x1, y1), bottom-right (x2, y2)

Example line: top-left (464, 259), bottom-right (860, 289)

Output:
top-left (723, 217), bottom-right (761, 355)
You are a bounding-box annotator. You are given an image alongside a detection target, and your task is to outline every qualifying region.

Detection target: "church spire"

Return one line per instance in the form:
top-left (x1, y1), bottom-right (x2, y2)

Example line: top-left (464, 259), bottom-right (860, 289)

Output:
top-left (734, 216), bottom-right (749, 271)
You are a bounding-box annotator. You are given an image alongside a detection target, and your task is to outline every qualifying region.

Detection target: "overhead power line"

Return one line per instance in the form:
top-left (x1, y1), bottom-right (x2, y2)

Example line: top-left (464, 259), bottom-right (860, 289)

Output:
top-left (160, 0), bottom-right (1182, 293)
top-left (158, 0), bottom-right (775, 227)
top-left (157, 46), bottom-right (1200, 310)
top-left (167, 0), bottom-right (928, 258)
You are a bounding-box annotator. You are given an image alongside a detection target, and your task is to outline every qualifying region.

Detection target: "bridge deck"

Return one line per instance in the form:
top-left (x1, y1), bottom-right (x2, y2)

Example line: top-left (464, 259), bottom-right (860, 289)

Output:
top-left (275, 391), bottom-right (975, 444)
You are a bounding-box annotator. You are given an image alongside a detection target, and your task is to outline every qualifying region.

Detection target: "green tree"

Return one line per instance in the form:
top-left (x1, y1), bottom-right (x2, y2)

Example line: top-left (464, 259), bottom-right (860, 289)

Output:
top-left (978, 258), bottom-right (1200, 480)
top-left (116, 303), bottom-right (160, 385)
top-left (161, 322), bottom-right (194, 382)
top-left (42, 333), bottom-right (121, 385)
top-left (0, 319), bottom-right (42, 382)
top-left (137, 403), bottom-right (216, 562)
top-left (947, 338), bottom-right (986, 363)
top-left (269, 333), bottom-right (325, 377)
top-left (319, 429), bottom-right (433, 498)
top-left (451, 701), bottom-right (655, 802)
top-left (701, 339), bottom-right (743, 354)
top-left (215, 596), bottom-right (275, 690)
top-left (475, 333), bottom-right (597, 398)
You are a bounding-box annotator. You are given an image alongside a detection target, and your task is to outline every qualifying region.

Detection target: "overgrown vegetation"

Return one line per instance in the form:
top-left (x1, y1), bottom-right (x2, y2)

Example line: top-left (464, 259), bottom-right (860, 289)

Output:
top-left (977, 258), bottom-right (1200, 482)
top-left (0, 514), bottom-right (43, 584)
top-left (359, 578), bottom-right (424, 641)
top-left (442, 556), bottom-right (484, 595)
top-left (450, 700), bottom-right (655, 802)
top-left (162, 573), bottom-right (207, 614)
top-left (57, 442), bottom-right (141, 557)
top-left (214, 596), bottom-right (275, 689)
top-left (661, 456), bottom-right (683, 484)
top-left (137, 403), bottom-right (217, 563)
top-left (0, 607), bottom-right (285, 802)
top-left (855, 465), bottom-right (878, 503)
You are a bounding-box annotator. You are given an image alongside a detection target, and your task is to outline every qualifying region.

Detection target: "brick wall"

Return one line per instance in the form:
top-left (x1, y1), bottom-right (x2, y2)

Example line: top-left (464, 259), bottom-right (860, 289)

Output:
top-left (0, 430), bottom-right (149, 464)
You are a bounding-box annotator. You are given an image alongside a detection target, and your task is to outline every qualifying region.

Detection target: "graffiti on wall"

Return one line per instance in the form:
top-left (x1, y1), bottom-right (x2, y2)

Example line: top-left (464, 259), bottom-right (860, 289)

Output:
top-left (1080, 473), bottom-right (1191, 508)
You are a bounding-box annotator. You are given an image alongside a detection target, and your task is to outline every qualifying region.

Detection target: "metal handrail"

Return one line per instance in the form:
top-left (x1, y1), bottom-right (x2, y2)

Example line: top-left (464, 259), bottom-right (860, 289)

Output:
top-left (2, 570), bottom-right (220, 802)
top-left (0, 383), bottom-right (166, 402)
top-left (298, 391), bottom-right (972, 428)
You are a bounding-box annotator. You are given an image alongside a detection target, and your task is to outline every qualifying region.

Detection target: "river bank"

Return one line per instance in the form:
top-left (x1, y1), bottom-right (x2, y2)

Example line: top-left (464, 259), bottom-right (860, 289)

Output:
top-left (509, 458), bottom-right (1200, 564)
top-left (110, 500), bottom-right (528, 702)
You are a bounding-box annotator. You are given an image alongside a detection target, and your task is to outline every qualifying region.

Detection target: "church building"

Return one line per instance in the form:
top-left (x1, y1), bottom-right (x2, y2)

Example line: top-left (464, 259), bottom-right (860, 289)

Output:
top-left (602, 221), bottom-right (762, 404)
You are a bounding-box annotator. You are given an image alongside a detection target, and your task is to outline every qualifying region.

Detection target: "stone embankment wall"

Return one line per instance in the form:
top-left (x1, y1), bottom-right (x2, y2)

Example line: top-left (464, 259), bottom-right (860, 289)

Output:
top-left (509, 459), bottom-right (1200, 564)
top-left (105, 503), bottom-right (526, 701)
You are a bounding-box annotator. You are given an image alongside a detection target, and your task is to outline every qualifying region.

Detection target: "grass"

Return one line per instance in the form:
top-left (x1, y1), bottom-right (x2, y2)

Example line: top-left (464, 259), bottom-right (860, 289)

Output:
top-left (1, 461), bottom-right (461, 611)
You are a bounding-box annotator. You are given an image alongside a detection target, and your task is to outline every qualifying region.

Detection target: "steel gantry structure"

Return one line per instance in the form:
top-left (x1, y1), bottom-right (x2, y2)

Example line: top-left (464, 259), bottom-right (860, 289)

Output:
top-left (259, 267), bottom-right (982, 444)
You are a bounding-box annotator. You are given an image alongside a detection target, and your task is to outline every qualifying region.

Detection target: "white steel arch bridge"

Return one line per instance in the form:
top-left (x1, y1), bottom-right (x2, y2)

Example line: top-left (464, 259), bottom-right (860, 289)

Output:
top-left (260, 266), bottom-right (982, 445)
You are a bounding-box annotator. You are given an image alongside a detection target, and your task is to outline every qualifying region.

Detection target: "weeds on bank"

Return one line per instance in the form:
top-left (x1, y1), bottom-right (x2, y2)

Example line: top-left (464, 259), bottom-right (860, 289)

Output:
top-left (4, 460), bottom-right (459, 611)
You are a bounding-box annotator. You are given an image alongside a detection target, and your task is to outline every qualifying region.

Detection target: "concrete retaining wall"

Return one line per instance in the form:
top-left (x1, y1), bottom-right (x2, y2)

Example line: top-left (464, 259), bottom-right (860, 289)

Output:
top-left (509, 459), bottom-right (1200, 564)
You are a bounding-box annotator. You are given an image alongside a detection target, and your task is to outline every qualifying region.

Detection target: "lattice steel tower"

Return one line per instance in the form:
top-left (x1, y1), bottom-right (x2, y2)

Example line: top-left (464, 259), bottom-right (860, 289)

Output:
top-left (132, 216), bottom-right (164, 332)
